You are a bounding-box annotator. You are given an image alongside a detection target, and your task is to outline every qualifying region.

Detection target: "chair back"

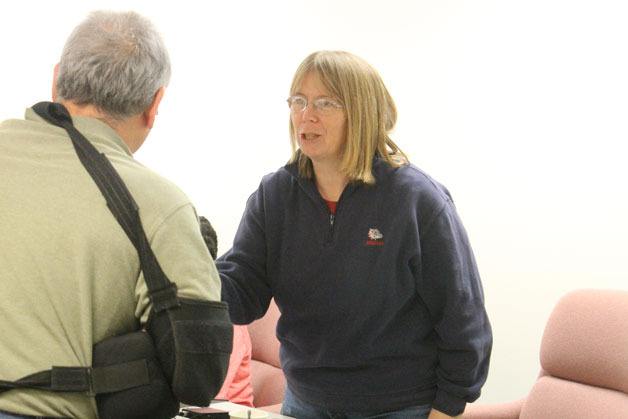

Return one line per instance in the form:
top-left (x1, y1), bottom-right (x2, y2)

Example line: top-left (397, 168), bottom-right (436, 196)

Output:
top-left (521, 289), bottom-right (628, 419)
top-left (247, 299), bottom-right (286, 408)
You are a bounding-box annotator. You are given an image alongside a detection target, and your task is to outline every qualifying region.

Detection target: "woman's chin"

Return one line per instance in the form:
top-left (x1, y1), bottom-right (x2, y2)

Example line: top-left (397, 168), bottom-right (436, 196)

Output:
top-left (298, 145), bottom-right (319, 160)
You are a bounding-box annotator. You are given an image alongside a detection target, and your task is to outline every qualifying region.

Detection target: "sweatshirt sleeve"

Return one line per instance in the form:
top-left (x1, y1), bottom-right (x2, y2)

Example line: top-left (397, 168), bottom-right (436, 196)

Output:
top-left (216, 186), bottom-right (273, 325)
top-left (415, 200), bottom-right (493, 416)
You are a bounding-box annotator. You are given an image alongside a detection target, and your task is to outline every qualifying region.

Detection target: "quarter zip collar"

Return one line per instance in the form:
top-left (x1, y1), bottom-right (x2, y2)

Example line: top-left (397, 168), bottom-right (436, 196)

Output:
top-left (284, 161), bottom-right (364, 210)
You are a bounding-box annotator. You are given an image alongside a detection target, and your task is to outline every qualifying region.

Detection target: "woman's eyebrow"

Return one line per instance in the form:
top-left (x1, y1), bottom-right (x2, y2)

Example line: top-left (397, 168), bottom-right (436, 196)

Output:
top-left (293, 92), bottom-right (335, 99)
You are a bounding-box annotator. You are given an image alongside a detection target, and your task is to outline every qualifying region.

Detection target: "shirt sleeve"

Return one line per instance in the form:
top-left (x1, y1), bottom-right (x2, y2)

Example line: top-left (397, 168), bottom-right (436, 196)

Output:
top-left (216, 186), bottom-right (273, 325)
top-left (215, 325), bottom-right (254, 407)
top-left (134, 202), bottom-right (222, 324)
top-left (415, 200), bottom-right (493, 416)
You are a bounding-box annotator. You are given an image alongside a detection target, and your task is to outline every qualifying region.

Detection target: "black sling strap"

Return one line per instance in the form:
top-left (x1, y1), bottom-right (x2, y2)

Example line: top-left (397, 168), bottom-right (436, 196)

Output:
top-left (0, 102), bottom-right (180, 394)
top-left (0, 362), bottom-right (150, 394)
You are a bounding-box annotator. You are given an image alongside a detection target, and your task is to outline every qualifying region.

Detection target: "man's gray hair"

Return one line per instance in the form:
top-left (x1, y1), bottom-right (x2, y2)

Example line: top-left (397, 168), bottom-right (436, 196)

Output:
top-left (56, 11), bottom-right (171, 119)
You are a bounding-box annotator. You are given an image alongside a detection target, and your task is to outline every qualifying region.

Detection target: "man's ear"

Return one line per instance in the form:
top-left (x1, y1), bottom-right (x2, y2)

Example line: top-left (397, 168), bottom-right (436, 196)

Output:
top-left (52, 64), bottom-right (60, 101)
top-left (143, 87), bottom-right (165, 129)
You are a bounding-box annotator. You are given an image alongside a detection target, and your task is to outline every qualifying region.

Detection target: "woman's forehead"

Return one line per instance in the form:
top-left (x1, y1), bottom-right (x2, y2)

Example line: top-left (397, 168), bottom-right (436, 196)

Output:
top-left (295, 72), bottom-right (336, 97)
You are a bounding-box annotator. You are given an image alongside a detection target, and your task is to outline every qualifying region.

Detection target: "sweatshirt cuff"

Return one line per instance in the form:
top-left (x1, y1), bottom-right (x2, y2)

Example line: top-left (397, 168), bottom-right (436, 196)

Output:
top-left (432, 389), bottom-right (467, 416)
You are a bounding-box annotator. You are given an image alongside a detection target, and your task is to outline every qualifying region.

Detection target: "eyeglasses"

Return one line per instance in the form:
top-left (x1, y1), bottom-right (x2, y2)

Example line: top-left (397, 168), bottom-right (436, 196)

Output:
top-left (287, 95), bottom-right (343, 115)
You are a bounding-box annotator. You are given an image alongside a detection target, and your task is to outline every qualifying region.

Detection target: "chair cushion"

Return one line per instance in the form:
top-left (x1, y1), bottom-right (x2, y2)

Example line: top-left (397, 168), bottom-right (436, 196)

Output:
top-left (521, 375), bottom-right (628, 419)
top-left (540, 289), bottom-right (628, 394)
top-left (248, 300), bottom-right (282, 368)
top-left (250, 360), bottom-right (286, 408)
top-left (461, 398), bottom-right (523, 419)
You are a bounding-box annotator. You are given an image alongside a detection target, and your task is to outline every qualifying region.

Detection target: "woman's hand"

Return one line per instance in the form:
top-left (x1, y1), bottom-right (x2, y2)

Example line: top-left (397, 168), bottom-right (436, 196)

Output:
top-left (199, 215), bottom-right (218, 259)
top-left (428, 409), bottom-right (462, 419)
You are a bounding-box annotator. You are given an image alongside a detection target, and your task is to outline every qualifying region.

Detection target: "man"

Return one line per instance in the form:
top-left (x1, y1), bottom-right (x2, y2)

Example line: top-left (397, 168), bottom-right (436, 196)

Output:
top-left (0, 11), bottom-right (224, 418)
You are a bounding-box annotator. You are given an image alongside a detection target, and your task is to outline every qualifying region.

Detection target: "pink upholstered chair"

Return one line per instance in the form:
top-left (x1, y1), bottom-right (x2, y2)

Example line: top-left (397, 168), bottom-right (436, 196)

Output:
top-left (463, 289), bottom-right (628, 419)
top-left (247, 299), bottom-right (286, 412)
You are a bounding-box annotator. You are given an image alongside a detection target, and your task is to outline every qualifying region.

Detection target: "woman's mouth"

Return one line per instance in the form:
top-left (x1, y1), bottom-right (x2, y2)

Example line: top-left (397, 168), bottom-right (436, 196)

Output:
top-left (300, 133), bottom-right (321, 141)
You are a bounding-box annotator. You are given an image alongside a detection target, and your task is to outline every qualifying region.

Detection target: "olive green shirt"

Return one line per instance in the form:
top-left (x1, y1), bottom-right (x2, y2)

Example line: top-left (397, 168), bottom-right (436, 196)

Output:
top-left (0, 108), bottom-right (221, 418)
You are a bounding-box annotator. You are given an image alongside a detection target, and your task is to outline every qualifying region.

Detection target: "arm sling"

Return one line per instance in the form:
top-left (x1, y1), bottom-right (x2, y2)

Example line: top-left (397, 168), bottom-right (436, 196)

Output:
top-left (0, 102), bottom-right (232, 419)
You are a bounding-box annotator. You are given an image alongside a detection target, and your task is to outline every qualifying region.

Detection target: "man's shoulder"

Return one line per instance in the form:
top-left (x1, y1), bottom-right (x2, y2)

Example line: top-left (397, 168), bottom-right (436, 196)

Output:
top-left (113, 159), bottom-right (194, 231)
top-left (0, 114), bottom-right (66, 141)
top-left (124, 162), bottom-right (189, 202)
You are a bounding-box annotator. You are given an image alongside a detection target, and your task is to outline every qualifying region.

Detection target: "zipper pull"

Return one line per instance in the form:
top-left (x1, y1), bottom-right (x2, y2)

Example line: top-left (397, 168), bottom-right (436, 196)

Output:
top-left (329, 213), bottom-right (335, 227)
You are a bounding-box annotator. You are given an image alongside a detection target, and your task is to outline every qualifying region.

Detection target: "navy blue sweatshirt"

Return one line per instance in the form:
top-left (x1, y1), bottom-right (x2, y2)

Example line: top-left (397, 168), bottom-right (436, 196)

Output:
top-left (217, 158), bottom-right (492, 416)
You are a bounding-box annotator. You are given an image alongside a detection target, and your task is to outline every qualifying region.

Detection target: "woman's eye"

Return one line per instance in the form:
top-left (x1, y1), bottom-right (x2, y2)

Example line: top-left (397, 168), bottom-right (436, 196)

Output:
top-left (288, 96), bottom-right (307, 110)
top-left (317, 99), bottom-right (335, 109)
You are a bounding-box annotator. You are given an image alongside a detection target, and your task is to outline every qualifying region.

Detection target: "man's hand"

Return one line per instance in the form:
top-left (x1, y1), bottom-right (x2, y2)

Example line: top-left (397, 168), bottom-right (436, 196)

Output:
top-left (428, 409), bottom-right (462, 419)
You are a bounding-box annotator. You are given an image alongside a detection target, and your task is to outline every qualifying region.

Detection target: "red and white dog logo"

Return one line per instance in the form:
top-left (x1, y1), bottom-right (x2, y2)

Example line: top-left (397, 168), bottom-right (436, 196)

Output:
top-left (366, 228), bottom-right (384, 246)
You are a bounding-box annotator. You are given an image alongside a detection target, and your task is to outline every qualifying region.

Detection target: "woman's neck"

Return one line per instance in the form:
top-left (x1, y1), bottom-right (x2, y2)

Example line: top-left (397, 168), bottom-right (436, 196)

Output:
top-left (312, 161), bottom-right (348, 202)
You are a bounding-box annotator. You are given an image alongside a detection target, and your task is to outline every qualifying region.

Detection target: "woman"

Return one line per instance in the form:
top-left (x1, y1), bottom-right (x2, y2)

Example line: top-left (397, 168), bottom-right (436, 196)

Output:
top-left (217, 51), bottom-right (492, 419)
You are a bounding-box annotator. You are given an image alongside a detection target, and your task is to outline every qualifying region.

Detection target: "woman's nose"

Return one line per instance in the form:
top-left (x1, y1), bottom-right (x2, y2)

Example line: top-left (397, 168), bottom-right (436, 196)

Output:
top-left (300, 103), bottom-right (318, 121)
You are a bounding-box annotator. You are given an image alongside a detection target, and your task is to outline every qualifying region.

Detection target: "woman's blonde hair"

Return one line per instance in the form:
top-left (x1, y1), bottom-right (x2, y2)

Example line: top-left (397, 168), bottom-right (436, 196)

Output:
top-left (289, 50), bottom-right (407, 184)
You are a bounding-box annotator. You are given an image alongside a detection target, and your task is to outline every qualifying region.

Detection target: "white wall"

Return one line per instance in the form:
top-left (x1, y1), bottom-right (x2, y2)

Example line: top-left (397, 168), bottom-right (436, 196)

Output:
top-left (2, 0), bottom-right (627, 405)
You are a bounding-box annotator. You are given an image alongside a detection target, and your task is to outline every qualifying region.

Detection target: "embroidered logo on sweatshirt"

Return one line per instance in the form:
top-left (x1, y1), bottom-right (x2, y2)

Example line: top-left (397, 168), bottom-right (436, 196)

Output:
top-left (366, 228), bottom-right (384, 246)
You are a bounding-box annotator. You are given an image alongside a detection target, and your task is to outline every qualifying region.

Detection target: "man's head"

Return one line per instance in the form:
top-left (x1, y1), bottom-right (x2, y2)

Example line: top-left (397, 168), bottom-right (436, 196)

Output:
top-left (53, 11), bottom-right (171, 151)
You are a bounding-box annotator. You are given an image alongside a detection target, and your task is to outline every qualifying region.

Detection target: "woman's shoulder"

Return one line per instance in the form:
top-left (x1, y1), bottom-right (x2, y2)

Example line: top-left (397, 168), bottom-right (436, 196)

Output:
top-left (380, 160), bottom-right (453, 207)
top-left (258, 162), bottom-right (298, 189)
top-left (246, 162), bottom-right (301, 203)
